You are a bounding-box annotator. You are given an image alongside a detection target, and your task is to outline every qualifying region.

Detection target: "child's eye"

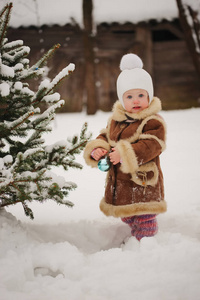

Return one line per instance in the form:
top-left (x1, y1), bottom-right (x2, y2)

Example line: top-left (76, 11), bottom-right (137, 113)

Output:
top-left (127, 95), bottom-right (132, 99)
top-left (139, 94), bottom-right (144, 98)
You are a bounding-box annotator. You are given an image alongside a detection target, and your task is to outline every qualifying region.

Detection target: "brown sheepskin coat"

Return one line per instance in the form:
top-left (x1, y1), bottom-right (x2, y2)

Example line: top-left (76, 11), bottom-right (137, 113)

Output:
top-left (84, 97), bottom-right (167, 218)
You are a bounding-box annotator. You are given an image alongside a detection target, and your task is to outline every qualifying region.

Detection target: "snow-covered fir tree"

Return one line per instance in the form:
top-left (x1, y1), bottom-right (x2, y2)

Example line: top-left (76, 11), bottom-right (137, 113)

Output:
top-left (0, 3), bottom-right (90, 219)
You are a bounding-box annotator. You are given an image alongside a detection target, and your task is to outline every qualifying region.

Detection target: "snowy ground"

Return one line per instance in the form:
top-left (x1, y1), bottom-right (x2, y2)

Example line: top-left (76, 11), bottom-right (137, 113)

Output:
top-left (1, 107), bottom-right (200, 300)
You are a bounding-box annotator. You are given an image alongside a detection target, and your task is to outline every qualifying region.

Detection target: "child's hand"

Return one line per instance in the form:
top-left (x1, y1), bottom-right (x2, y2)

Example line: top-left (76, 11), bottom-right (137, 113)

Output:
top-left (92, 148), bottom-right (108, 161)
top-left (109, 148), bottom-right (121, 165)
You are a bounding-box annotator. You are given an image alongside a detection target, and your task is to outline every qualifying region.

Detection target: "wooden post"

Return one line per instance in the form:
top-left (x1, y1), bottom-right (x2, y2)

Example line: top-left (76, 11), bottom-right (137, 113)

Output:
top-left (132, 25), bottom-right (153, 75)
top-left (82, 0), bottom-right (97, 114)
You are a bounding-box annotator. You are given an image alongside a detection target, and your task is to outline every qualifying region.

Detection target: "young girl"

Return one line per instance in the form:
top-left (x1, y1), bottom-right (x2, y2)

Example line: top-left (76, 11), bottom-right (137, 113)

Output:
top-left (84, 53), bottom-right (167, 241)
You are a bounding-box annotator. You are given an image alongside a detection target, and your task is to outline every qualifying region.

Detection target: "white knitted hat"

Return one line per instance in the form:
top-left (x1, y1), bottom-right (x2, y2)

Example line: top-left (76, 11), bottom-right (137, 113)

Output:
top-left (116, 53), bottom-right (154, 108)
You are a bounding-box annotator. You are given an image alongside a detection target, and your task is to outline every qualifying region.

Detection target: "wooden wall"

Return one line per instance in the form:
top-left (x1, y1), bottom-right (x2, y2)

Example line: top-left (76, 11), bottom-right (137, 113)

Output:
top-left (153, 40), bottom-right (200, 110)
top-left (7, 24), bottom-right (85, 112)
top-left (7, 20), bottom-right (200, 112)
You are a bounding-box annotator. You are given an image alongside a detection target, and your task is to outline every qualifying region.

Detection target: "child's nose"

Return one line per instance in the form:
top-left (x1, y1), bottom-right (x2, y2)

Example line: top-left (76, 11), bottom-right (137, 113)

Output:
top-left (133, 97), bottom-right (139, 103)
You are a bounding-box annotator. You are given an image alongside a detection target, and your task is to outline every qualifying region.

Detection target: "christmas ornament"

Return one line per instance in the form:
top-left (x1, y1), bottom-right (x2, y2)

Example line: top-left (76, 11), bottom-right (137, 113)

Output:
top-left (98, 156), bottom-right (111, 172)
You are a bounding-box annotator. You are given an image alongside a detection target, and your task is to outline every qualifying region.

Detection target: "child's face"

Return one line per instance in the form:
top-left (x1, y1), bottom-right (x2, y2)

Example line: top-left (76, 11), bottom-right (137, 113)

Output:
top-left (123, 89), bottom-right (149, 113)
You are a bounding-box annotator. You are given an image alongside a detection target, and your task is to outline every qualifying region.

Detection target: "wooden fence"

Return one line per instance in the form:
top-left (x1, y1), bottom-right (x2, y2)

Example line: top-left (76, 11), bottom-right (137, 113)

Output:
top-left (7, 20), bottom-right (200, 113)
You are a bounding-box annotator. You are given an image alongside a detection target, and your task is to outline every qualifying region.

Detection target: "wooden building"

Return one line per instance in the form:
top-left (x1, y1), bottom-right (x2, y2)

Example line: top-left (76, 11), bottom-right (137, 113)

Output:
top-left (7, 18), bottom-right (200, 112)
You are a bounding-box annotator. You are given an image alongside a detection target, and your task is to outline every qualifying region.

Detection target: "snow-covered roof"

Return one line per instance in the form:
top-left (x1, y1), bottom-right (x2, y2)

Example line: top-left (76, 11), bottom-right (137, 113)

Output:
top-left (1, 0), bottom-right (179, 28)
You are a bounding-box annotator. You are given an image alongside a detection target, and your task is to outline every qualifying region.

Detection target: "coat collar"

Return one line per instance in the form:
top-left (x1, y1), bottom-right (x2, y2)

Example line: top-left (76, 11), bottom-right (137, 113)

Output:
top-left (111, 97), bottom-right (162, 122)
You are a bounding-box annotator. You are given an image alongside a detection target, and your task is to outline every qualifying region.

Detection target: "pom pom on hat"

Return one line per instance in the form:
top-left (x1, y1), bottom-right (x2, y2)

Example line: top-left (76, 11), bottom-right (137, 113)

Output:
top-left (120, 53), bottom-right (143, 71)
top-left (117, 53), bottom-right (154, 108)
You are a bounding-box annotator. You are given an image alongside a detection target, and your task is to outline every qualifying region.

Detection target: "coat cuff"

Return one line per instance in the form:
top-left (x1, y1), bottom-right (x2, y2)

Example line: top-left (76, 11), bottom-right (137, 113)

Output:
top-left (83, 139), bottom-right (110, 168)
top-left (116, 140), bottom-right (139, 174)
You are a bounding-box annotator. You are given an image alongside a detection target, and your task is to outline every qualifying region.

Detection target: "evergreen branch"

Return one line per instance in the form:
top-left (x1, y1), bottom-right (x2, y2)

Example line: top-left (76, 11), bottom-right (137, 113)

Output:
top-left (31, 43), bottom-right (60, 69)
top-left (32, 64), bottom-right (75, 105)
top-left (10, 111), bottom-right (34, 131)
top-left (67, 140), bottom-right (88, 155)
top-left (10, 181), bottom-right (24, 195)
top-left (0, 112), bottom-right (35, 140)
top-left (0, 3), bottom-right (9, 18)
top-left (0, 111), bottom-right (35, 139)
top-left (0, 198), bottom-right (22, 208)
top-left (66, 122), bottom-right (91, 155)
top-left (22, 202), bottom-right (34, 219)
top-left (19, 44), bottom-right (61, 80)
top-left (0, 3), bottom-right (12, 47)
top-left (3, 46), bottom-right (30, 64)
top-left (2, 40), bottom-right (24, 52)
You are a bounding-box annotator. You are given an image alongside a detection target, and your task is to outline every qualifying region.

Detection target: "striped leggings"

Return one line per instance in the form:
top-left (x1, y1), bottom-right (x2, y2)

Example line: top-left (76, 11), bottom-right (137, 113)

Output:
top-left (121, 214), bottom-right (158, 241)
